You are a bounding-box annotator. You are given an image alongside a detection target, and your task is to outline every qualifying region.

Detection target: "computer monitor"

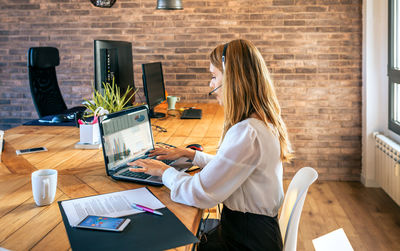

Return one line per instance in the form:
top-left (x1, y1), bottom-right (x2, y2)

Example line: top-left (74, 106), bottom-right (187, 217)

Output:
top-left (94, 40), bottom-right (135, 103)
top-left (142, 62), bottom-right (166, 118)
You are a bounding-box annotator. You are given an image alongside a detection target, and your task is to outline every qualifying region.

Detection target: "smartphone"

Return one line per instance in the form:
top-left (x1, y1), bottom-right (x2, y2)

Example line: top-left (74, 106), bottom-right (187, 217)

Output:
top-left (75, 215), bottom-right (131, 232)
top-left (16, 147), bottom-right (48, 155)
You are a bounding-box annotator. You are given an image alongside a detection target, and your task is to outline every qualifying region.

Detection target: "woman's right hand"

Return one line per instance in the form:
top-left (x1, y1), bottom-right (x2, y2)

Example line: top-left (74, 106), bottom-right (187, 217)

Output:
top-left (149, 147), bottom-right (196, 161)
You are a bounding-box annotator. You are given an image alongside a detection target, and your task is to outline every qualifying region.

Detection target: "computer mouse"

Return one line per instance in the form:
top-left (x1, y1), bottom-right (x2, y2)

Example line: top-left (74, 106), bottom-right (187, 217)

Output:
top-left (51, 114), bottom-right (69, 123)
top-left (186, 144), bottom-right (203, 151)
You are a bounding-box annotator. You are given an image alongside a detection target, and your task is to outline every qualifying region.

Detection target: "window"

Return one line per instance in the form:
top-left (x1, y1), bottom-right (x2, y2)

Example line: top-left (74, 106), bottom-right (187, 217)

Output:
top-left (389, 0), bottom-right (400, 134)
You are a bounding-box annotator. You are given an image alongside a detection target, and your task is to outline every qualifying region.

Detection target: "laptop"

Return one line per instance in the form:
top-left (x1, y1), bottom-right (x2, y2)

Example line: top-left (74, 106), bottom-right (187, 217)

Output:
top-left (98, 105), bottom-right (194, 186)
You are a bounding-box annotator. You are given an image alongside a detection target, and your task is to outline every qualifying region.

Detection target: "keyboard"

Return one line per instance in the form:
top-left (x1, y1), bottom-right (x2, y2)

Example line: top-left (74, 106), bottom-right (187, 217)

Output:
top-left (118, 158), bottom-right (175, 180)
top-left (162, 159), bottom-right (174, 165)
top-left (147, 155), bottom-right (174, 165)
top-left (181, 108), bottom-right (202, 119)
top-left (120, 169), bottom-right (151, 179)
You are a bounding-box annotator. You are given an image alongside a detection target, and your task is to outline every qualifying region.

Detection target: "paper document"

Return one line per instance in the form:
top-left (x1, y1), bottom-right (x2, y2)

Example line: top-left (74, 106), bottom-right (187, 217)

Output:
top-left (312, 228), bottom-right (354, 251)
top-left (61, 187), bottom-right (165, 226)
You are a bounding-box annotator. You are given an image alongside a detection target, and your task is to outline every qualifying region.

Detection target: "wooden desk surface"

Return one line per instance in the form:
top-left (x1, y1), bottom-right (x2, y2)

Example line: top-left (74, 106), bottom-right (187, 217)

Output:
top-left (0, 103), bottom-right (223, 251)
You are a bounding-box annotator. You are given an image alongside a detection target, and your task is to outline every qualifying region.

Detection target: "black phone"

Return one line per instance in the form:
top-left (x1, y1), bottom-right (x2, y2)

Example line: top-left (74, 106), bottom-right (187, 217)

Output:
top-left (75, 215), bottom-right (131, 232)
top-left (16, 147), bottom-right (48, 155)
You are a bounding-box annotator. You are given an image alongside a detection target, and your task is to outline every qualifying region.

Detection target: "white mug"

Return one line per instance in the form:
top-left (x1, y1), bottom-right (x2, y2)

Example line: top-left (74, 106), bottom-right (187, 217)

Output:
top-left (167, 96), bottom-right (181, 110)
top-left (31, 169), bottom-right (58, 206)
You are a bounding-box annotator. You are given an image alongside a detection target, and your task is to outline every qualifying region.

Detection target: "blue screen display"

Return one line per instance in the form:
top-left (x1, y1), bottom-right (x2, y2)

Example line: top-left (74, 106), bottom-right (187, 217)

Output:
top-left (79, 216), bottom-right (125, 230)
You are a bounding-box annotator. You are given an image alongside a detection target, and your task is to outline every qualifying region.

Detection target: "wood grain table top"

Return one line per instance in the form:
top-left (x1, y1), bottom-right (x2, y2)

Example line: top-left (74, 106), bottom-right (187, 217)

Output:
top-left (0, 103), bottom-right (223, 251)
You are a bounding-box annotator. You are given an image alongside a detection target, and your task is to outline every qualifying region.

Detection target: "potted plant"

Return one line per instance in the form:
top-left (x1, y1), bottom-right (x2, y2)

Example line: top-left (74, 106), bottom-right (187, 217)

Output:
top-left (84, 78), bottom-right (140, 117)
top-left (77, 78), bottom-right (142, 147)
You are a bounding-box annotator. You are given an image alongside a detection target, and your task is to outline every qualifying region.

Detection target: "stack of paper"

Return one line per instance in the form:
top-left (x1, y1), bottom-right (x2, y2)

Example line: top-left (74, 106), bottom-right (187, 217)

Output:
top-left (61, 187), bottom-right (165, 226)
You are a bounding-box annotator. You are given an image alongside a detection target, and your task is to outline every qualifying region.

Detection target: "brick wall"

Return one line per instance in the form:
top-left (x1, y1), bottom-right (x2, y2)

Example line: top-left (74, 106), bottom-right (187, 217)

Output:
top-left (0, 0), bottom-right (362, 180)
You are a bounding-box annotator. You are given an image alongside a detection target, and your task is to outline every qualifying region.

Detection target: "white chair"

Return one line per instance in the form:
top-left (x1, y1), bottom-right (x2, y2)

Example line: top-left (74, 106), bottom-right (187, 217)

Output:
top-left (279, 167), bottom-right (318, 251)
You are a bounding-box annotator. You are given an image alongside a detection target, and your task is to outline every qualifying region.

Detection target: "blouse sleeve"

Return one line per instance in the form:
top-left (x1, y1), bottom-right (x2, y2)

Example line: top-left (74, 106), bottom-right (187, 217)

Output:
top-left (162, 123), bottom-right (261, 209)
top-left (192, 151), bottom-right (215, 168)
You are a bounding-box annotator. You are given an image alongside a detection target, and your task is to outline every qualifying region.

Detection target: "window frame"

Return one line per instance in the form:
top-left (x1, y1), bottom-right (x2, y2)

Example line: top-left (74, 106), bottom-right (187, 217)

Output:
top-left (389, 0), bottom-right (400, 135)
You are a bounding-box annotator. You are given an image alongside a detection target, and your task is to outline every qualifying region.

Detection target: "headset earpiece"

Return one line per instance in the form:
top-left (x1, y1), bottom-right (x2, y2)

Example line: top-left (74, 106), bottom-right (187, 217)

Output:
top-left (222, 43), bottom-right (228, 72)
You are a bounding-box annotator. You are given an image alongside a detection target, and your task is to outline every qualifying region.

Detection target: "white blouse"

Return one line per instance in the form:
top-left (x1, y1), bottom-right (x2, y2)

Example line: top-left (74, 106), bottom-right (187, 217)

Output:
top-left (162, 118), bottom-right (284, 217)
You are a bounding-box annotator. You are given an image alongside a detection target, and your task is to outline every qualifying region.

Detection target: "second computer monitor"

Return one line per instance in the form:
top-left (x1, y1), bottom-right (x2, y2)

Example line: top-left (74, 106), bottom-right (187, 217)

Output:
top-left (142, 62), bottom-right (166, 118)
top-left (94, 40), bottom-right (135, 103)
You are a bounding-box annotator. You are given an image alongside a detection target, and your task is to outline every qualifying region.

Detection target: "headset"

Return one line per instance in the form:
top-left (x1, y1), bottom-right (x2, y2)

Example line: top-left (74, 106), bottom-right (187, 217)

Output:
top-left (208, 43), bottom-right (228, 96)
top-left (222, 43), bottom-right (228, 71)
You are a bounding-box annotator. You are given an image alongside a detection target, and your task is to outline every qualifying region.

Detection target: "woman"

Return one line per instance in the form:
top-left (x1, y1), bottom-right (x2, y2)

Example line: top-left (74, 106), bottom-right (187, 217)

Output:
top-left (128, 39), bottom-right (293, 251)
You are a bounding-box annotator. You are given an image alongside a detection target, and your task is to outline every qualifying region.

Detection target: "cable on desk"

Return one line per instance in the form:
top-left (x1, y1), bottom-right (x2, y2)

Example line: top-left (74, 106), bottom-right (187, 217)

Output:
top-left (152, 125), bottom-right (167, 132)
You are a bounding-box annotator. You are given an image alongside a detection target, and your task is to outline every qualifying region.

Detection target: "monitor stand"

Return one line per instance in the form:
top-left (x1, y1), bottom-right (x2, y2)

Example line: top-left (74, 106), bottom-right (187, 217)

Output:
top-left (149, 108), bottom-right (165, 118)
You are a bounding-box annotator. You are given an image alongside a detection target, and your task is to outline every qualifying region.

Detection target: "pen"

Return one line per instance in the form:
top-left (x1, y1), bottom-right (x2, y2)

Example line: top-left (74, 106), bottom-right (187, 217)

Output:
top-left (91, 116), bottom-right (98, 125)
top-left (131, 203), bottom-right (163, 216)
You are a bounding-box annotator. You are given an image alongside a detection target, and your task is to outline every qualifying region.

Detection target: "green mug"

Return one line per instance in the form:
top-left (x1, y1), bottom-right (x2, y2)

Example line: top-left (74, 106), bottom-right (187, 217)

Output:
top-left (167, 96), bottom-right (180, 110)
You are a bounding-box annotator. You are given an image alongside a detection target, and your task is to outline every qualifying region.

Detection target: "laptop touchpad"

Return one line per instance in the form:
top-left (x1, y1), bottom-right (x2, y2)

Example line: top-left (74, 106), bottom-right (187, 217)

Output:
top-left (148, 176), bottom-right (162, 183)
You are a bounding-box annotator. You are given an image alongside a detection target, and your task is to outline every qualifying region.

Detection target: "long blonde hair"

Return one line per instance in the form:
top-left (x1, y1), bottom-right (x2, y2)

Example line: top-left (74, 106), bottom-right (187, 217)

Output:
top-left (210, 39), bottom-right (294, 163)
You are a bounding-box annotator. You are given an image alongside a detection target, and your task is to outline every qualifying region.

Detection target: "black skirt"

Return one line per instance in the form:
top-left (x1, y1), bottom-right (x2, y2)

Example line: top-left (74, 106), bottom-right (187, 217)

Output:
top-left (198, 205), bottom-right (283, 251)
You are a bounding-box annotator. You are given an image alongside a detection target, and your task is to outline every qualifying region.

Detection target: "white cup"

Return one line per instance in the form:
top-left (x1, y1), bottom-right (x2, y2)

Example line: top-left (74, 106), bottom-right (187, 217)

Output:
top-left (31, 169), bottom-right (58, 206)
top-left (167, 96), bottom-right (180, 110)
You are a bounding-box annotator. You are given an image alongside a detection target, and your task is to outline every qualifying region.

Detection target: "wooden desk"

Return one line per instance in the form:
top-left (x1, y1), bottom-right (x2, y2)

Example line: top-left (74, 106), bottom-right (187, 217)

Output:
top-left (0, 103), bottom-right (223, 251)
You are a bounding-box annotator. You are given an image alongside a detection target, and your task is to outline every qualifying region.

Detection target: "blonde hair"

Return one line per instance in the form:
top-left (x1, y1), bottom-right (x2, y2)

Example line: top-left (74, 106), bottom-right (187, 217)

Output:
top-left (210, 39), bottom-right (294, 163)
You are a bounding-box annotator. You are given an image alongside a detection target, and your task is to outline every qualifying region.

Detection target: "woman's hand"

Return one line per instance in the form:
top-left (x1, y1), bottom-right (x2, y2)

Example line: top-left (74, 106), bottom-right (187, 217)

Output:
top-left (149, 147), bottom-right (196, 161)
top-left (127, 159), bottom-right (170, 177)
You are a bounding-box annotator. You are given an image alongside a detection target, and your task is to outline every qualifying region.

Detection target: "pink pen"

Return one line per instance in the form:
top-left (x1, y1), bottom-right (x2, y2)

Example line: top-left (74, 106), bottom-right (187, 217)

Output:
top-left (91, 116), bottom-right (98, 125)
top-left (131, 203), bottom-right (163, 216)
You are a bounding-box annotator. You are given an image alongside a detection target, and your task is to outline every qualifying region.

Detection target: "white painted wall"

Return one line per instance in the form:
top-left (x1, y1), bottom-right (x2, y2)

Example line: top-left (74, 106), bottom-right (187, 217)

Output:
top-left (362, 0), bottom-right (400, 187)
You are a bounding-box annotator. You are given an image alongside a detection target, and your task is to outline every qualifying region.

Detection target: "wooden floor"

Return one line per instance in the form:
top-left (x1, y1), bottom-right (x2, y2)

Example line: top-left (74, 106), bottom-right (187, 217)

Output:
top-left (296, 180), bottom-right (400, 250)
top-left (206, 180), bottom-right (400, 251)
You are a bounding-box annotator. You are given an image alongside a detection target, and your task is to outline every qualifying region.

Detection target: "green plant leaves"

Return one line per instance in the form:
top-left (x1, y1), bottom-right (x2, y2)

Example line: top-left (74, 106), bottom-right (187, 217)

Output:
top-left (84, 77), bottom-right (140, 117)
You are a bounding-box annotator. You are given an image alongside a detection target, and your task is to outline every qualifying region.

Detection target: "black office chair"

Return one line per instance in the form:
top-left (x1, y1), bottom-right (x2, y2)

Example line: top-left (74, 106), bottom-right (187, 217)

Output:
top-left (28, 47), bottom-right (86, 118)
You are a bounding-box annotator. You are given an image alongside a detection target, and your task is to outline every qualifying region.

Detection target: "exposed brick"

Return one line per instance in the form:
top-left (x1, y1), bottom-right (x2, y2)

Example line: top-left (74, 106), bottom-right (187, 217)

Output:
top-left (307, 6), bottom-right (328, 12)
top-left (0, 0), bottom-right (362, 181)
top-left (284, 20), bottom-right (306, 26)
top-left (296, 68), bottom-right (317, 74)
top-left (273, 54), bottom-right (294, 60)
top-left (273, 0), bottom-right (294, 5)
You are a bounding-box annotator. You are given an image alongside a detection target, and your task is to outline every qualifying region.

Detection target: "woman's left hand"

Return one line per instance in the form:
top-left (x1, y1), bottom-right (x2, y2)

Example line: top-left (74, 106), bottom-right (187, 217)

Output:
top-left (127, 159), bottom-right (170, 177)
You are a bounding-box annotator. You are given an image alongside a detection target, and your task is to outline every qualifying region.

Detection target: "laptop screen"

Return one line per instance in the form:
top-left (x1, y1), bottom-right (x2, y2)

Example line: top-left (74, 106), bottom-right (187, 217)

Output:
top-left (100, 108), bottom-right (154, 172)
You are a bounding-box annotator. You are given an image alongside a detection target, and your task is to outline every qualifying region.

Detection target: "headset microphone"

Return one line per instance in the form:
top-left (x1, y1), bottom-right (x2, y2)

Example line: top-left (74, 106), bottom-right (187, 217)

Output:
top-left (209, 43), bottom-right (228, 96)
top-left (208, 85), bottom-right (222, 96)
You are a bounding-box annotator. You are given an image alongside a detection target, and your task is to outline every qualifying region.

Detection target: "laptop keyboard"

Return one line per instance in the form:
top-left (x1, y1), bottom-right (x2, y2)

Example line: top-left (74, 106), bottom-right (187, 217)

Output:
top-left (146, 154), bottom-right (174, 165)
top-left (161, 159), bottom-right (174, 165)
top-left (117, 152), bottom-right (175, 180)
top-left (120, 170), bottom-right (151, 179)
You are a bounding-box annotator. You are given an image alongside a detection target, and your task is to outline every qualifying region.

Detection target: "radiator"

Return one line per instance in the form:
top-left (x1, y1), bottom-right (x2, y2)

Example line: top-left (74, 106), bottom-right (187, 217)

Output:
top-left (374, 133), bottom-right (400, 206)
